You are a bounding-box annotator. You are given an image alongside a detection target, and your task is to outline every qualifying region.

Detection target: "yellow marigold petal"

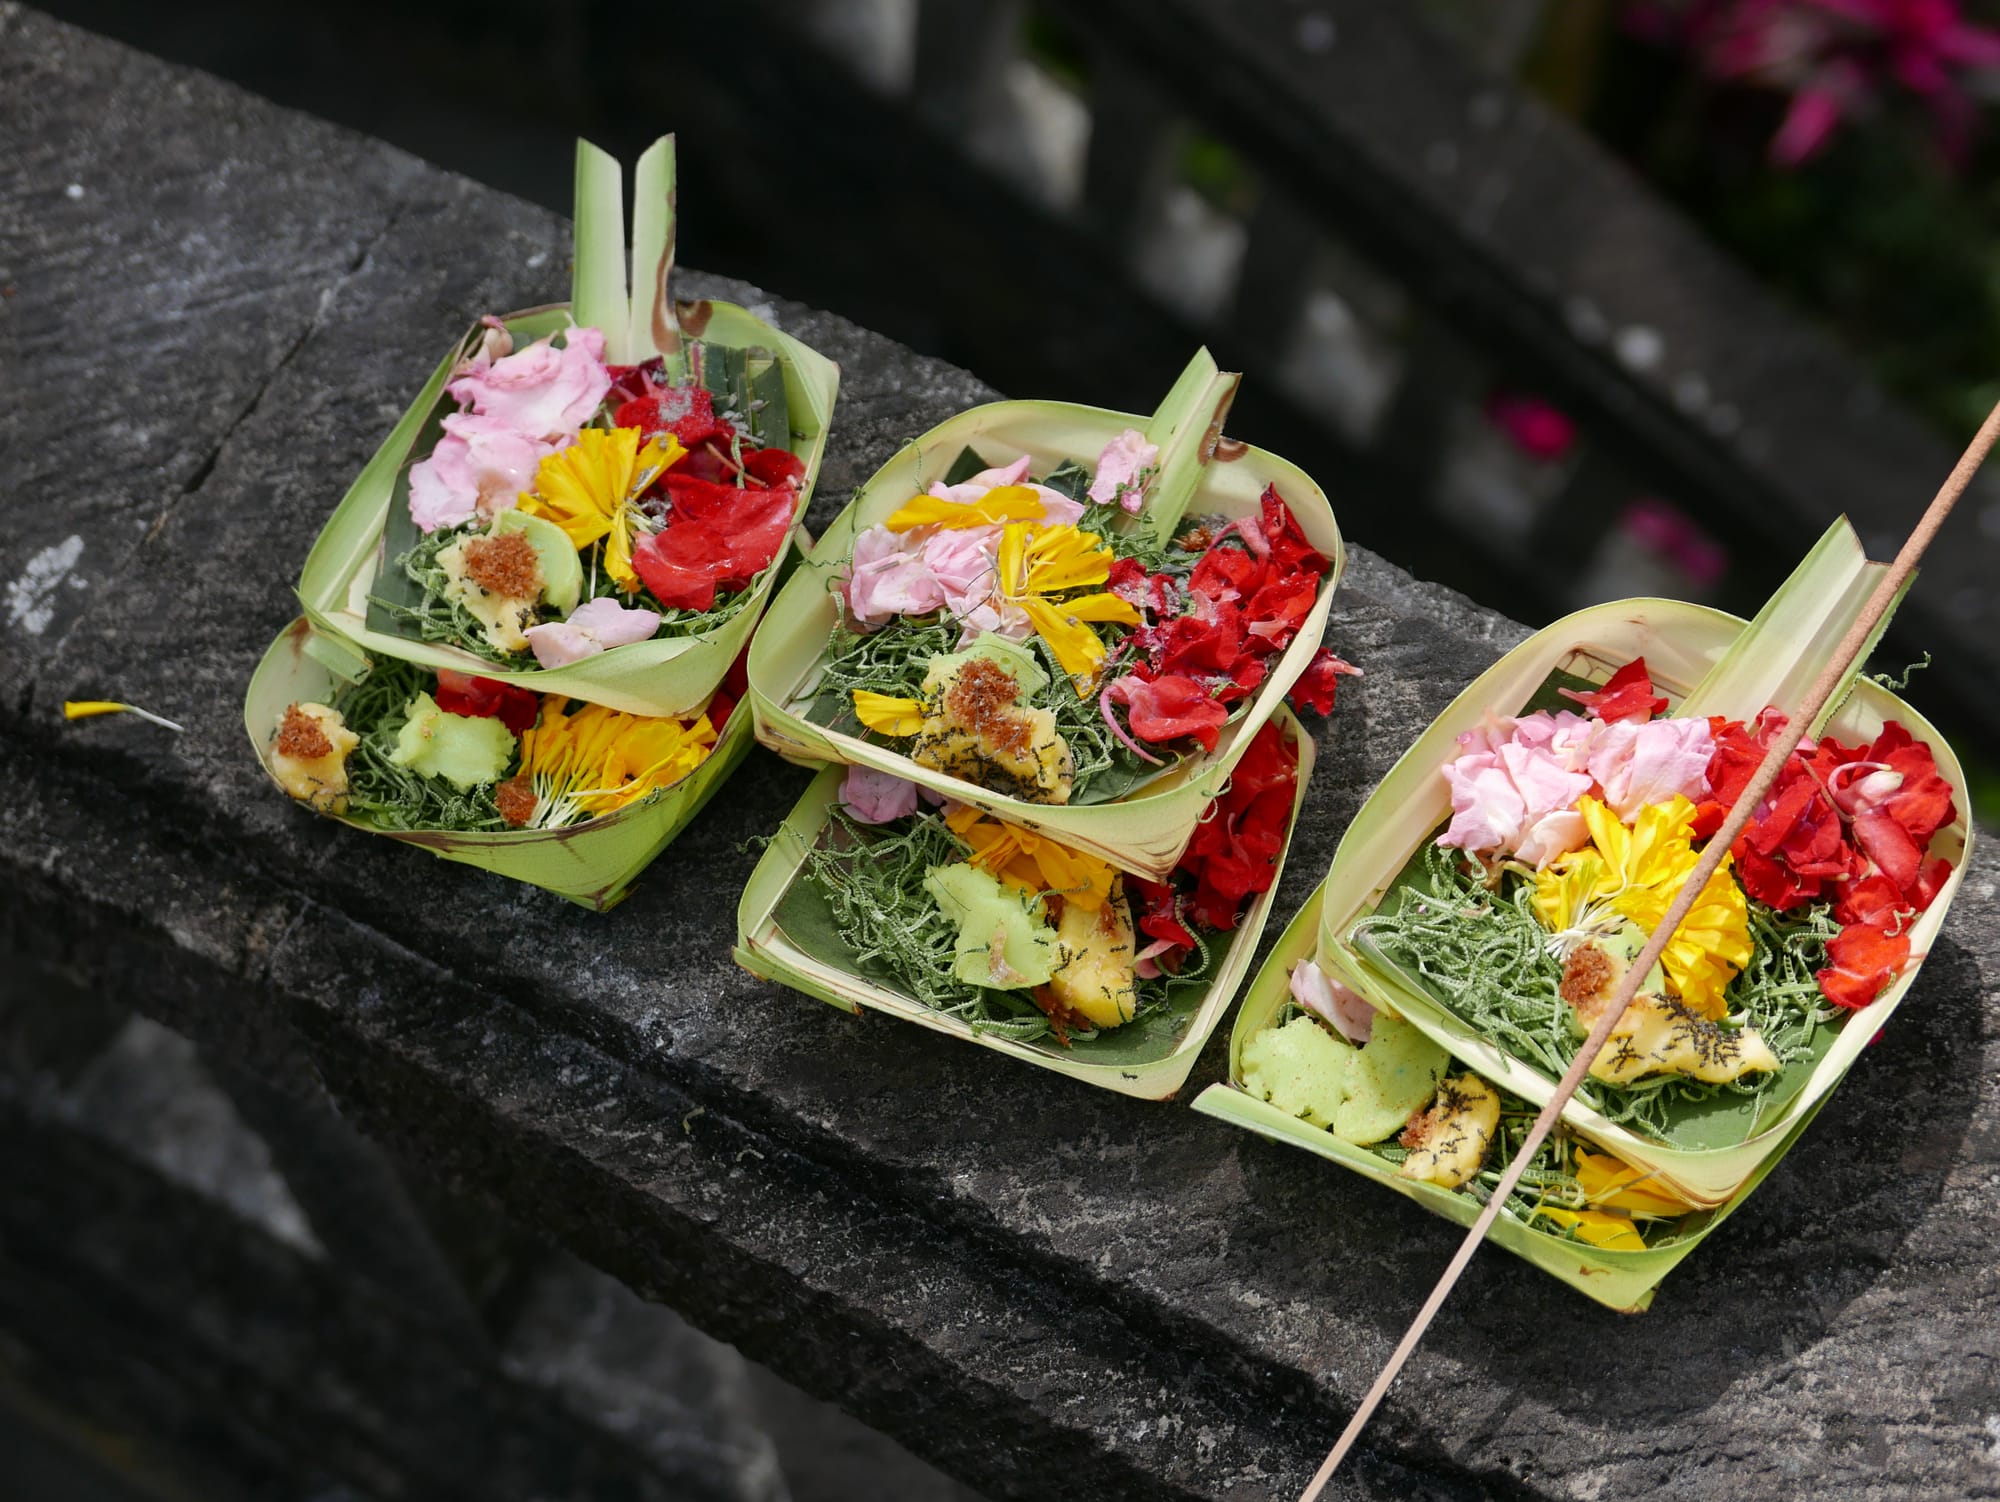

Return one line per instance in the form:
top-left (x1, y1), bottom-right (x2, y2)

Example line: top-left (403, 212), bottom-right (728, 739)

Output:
top-left (852, 691), bottom-right (925, 737)
top-left (1573, 1151), bottom-right (1692, 1218)
top-left (1056, 591), bottom-right (1143, 627)
top-left (997, 522), bottom-right (1031, 597)
top-left (885, 485), bottom-right (1047, 533)
top-left (63, 700), bottom-right (185, 731)
top-left (1022, 526), bottom-right (1113, 593)
top-left (1031, 842), bottom-right (1115, 912)
top-left (1020, 596), bottom-right (1107, 689)
top-left (1528, 1205), bottom-right (1648, 1252)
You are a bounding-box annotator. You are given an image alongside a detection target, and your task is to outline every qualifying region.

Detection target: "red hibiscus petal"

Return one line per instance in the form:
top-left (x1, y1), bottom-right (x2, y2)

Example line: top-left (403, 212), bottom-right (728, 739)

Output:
top-left (615, 385), bottom-right (734, 450)
top-left (1103, 674), bottom-right (1229, 752)
top-left (433, 670), bottom-right (538, 733)
top-left (1852, 810), bottom-right (1924, 894)
top-left (1560, 658), bottom-right (1668, 723)
top-left (1289, 648), bottom-right (1359, 717)
top-left (1243, 574), bottom-right (1318, 647)
top-left (1817, 920), bottom-right (1911, 1011)
top-left (1130, 877), bottom-right (1199, 951)
top-left (742, 446), bottom-right (805, 488)
top-left (634, 482), bottom-right (798, 611)
top-left (1258, 485), bottom-right (1324, 577)
top-left (1190, 546), bottom-right (1261, 605)
top-left (1833, 873), bottom-right (1904, 928)
top-left (1911, 856), bottom-right (1952, 911)
top-left (1734, 842), bottom-right (1820, 910)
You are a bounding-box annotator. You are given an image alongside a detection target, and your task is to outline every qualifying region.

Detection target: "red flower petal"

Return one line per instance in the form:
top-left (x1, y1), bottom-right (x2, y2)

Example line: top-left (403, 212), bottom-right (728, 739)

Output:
top-left (1106, 556), bottom-right (1151, 607)
top-left (1833, 873), bottom-right (1905, 929)
top-left (742, 446), bottom-right (805, 488)
top-left (1102, 674), bottom-right (1229, 752)
top-left (1258, 486), bottom-right (1323, 578)
top-left (1559, 657), bottom-right (1668, 723)
top-left (633, 481), bottom-right (798, 611)
top-left (1242, 574), bottom-right (1319, 647)
top-left (1289, 648), bottom-right (1359, 716)
top-left (433, 669), bottom-right (538, 733)
top-left (1130, 877), bottom-right (1199, 951)
top-left (1190, 545), bottom-right (1260, 606)
top-left (1817, 920), bottom-right (1911, 1011)
top-left (615, 384), bottom-right (733, 450)
top-left (1852, 809), bottom-right (1924, 894)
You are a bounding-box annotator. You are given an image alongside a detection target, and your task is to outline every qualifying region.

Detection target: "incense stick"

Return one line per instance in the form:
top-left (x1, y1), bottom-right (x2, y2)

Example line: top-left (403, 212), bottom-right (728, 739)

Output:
top-left (1298, 395), bottom-right (2000, 1501)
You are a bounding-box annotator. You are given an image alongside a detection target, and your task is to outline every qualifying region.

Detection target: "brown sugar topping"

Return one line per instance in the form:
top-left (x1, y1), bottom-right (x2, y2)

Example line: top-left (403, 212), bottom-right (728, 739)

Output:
top-left (1030, 982), bottom-right (1087, 1048)
top-left (1559, 942), bottom-right (1615, 1005)
top-left (1397, 1108), bottom-right (1435, 1152)
top-left (945, 656), bottom-right (1032, 756)
top-left (276, 704), bottom-right (333, 760)
top-left (463, 530), bottom-right (543, 598)
top-left (495, 773), bottom-right (538, 828)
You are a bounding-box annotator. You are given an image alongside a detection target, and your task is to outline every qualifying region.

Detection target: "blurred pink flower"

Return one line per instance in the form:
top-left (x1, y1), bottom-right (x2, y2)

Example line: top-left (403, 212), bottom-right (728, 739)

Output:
top-left (1630, 0), bottom-right (2000, 165)
top-left (1625, 498), bottom-right (1729, 588)
top-left (1484, 391), bottom-right (1578, 462)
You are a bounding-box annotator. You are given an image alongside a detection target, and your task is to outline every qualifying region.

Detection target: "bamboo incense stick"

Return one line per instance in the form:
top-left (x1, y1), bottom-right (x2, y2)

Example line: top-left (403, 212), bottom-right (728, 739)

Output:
top-left (1298, 395), bottom-right (2000, 1502)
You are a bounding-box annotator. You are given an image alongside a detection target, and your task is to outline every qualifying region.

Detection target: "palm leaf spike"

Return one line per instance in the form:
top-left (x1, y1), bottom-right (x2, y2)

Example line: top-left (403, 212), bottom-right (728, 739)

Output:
top-left (1299, 392), bottom-right (2000, 1500)
top-left (1135, 348), bottom-right (1243, 549)
top-left (629, 134), bottom-right (687, 382)
top-left (571, 135), bottom-right (686, 379)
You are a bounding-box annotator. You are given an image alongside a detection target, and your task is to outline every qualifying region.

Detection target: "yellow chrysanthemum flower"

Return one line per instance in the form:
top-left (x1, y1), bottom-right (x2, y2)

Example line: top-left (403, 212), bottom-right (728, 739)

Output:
top-left (1531, 795), bottom-right (1753, 1020)
top-left (519, 427), bottom-right (682, 592)
top-left (944, 803), bottom-right (1116, 912)
top-left (995, 522), bottom-right (1141, 692)
top-left (515, 697), bottom-right (715, 827)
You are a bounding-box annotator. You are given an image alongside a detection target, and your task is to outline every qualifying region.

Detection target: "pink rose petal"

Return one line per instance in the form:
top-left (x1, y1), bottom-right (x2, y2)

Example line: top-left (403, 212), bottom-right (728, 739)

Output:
top-left (841, 765), bottom-right (921, 824)
top-left (447, 325), bottom-right (611, 442)
top-left (1088, 427), bottom-right (1160, 514)
top-left (1290, 958), bottom-right (1374, 1045)
top-left (1586, 716), bottom-right (1714, 822)
top-left (523, 597), bottom-right (661, 669)
top-left (407, 413), bottom-right (560, 533)
top-left (844, 525), bottom-right (947, 625)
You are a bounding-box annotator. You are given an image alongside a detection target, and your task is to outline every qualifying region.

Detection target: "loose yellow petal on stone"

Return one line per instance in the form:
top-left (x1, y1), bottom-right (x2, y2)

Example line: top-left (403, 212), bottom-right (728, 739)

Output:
top-left (852, 691), bottom-right (926, 737)
top-left (63, 700), bottom-right (184, 731)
